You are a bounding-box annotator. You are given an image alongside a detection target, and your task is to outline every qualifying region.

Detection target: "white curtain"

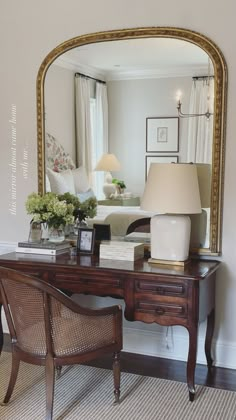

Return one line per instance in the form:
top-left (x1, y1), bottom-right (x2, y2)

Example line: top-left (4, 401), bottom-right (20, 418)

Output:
top-left (92, 82), bottom-right (109, 199)
top-left (75, 76), bottom-right (93, 184)
top-left (187, 78), bottom-right (214, 163)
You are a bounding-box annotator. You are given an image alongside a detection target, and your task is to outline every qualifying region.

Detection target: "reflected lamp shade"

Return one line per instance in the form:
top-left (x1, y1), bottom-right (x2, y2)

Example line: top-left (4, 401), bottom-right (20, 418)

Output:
top-left (195, 163), bottom-right (211, 208)
top-left (141, 163), bottom-right (201, 263)
top-left (189, 163), bottom-right (211, 249)
top-left (95, 153), bottom-right (121, 198)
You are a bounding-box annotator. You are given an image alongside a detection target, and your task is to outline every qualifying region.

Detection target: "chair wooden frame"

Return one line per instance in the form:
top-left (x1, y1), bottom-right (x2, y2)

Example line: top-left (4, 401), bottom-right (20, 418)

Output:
top-left (0, 267), bottom-right (122, 420)
top-left (126, 217), bottom-right (151, 234)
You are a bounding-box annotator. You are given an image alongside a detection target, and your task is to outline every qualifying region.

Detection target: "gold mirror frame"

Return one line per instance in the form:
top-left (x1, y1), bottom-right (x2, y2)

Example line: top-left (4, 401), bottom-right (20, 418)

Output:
top-left (37, 27), bottom-right (227, 256)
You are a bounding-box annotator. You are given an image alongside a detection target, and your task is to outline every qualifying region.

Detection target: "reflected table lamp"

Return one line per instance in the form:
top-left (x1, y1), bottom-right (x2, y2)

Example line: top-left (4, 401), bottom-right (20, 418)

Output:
top-left (141, 163), bottom-right (201, 264)
top-left (95, 153), bottom-right (121, 199)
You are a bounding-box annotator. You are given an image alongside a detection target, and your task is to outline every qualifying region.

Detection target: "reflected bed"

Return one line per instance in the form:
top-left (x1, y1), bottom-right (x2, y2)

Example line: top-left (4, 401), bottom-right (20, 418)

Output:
top-left (87, 205), bottom-right (154, 236)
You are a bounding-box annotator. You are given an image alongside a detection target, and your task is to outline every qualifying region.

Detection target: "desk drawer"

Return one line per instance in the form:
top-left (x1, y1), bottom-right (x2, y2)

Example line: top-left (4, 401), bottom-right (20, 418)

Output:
top-left (54, 272), bottom-right (124, 296)
top-left (135, 300), bottom-right (187, 318)
top-left (135, 279), bottom-right (186, 297)
top-left (55, 273), bottom-right (121, 287)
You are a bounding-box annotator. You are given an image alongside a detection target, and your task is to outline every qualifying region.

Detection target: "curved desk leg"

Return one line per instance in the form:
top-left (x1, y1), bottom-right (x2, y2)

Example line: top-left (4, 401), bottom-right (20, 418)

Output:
top-left (205, 309), bottom-right (215, 368)
top-left (0, 304), bottom-right (3, 355)
top-left (187, 324), bottom-right (198, 402)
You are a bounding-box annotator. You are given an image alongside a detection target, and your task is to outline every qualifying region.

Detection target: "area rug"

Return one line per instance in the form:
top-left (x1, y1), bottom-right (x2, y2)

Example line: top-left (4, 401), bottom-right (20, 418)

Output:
top-left (0, 352), bottom-right (236, 419)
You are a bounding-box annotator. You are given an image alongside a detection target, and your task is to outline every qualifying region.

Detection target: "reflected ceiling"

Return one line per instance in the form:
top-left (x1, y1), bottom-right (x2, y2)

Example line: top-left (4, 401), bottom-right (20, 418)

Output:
top-left (55, 38), bottom-right (210, 81)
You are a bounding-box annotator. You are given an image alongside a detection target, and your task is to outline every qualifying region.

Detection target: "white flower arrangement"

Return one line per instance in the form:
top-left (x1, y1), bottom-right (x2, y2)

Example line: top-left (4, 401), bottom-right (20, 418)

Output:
top-left (25, 192), bottom-right (75, 228)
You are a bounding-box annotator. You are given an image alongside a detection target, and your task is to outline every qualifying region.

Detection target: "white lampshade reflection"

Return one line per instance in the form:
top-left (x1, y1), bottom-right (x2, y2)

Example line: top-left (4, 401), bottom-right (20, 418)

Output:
top-left (95, 153), bottom-right (121, 199)
top-left (95, 153), bottom-right (121, 172)
top-left (195, 163), bottom-right (211, 208)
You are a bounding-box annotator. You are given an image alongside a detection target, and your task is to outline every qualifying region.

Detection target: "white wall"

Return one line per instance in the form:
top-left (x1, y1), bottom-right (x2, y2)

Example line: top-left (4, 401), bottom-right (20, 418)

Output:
top-left (108, 76), bottom-right (191, 195)
top-left (1, 0), bottom-right (236, 368)
top-left (45, 64), bottom-right (76, 161)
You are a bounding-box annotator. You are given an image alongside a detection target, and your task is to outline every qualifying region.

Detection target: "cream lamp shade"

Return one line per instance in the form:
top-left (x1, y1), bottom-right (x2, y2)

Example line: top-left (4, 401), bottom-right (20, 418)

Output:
top-left (141, 163), bottom-right (201, 263)
top-left (95, 153), bottom-right (121, 198)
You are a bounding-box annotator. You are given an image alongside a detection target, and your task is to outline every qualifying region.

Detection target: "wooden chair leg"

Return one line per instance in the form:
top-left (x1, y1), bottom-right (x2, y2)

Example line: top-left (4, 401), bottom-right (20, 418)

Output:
top-left (112, 351), bottom-right (121, 404)
top-left (2, 349), bottom-right (20, 404)
top-left (56, 366), bottom-right (62, 379)
top-left (45, 356), bottom-right (55, 420)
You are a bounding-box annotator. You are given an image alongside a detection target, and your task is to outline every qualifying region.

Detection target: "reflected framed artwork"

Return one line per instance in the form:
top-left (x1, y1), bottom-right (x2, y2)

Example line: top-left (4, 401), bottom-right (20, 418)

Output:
top-left (77, 228), bottom-right (95, 254)
top-left (145, 155), bottom-right (179, 179)
top-left (146, 117), bottom-right (179, 153)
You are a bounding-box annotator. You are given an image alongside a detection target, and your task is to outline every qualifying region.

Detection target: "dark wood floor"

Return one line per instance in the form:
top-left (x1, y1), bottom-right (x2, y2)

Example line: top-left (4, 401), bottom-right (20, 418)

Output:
top-left (3, 334), bottom-right (236, 392)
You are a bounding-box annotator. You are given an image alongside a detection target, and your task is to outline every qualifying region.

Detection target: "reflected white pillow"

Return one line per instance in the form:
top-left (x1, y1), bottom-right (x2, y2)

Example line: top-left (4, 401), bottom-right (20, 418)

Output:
top-left (72, 166), bottom-right (90, 193)
top-left (47, 168), bottom-right (75, 195)
top-left (76, 188), bottom-right (95, 202)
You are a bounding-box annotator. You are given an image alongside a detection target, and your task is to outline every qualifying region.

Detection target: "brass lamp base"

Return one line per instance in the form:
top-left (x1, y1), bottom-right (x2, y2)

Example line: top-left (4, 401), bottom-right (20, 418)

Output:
top-left (148, 258), bottom-right (191, 267)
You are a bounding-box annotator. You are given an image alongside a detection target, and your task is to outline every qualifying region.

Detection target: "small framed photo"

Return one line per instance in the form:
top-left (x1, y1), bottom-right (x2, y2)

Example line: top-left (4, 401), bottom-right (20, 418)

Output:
top-left (146, 117), bottom-right (179, 153)
top-left (77, 228), bottom-right (95, 254)
top-left (145, 155), bottom-right (179, 180)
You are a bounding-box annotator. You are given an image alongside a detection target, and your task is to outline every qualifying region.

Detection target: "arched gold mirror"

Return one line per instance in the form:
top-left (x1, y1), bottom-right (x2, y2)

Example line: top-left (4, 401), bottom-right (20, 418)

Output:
top-left (37, 27), bottom-right (227, 256)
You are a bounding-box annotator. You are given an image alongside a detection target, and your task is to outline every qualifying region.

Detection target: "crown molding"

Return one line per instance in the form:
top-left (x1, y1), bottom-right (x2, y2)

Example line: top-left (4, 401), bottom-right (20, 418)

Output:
top-left (53, 56), bottom-right (208, 81)
top-left (53, 57), bottom-right (106, 81)
top-left (106, 65), bottom-right (208, 81)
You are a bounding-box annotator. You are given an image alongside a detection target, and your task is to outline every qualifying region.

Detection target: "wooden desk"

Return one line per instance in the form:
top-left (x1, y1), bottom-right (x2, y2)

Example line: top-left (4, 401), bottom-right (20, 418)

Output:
top-left (0, 252), bottom-right (220, 401)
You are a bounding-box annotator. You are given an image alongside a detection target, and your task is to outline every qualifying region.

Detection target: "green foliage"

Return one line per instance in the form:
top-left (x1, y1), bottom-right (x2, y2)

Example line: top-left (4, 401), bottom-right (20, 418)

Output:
top-left (59, 192), bottom-right (97, 222)
top-left (58, 192), bottom-right (81, 218)
top-left (26, 192), bottom-right (98, 227)
top-left (25, 192), bottom-right (74, 228)
top-left (112, 178), bottom-right (126, 189)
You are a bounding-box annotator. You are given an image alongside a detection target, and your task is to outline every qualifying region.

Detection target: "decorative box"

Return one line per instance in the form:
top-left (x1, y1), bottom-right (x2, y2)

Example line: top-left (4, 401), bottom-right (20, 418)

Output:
top-left (99, 241), bottom-right (144, 261)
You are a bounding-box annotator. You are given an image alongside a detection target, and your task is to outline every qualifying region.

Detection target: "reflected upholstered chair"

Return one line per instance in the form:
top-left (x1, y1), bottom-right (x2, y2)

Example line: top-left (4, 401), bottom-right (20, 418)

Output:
top-left (0, 267), bottom-right (122, 420)
top-left (126, 217), bottom-right (151, 234)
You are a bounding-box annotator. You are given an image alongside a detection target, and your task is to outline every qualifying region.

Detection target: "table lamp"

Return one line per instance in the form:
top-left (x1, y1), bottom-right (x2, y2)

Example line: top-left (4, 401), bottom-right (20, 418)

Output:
top-left (141, 163), bottom-right (201, 264)
top-left (95, 153), bottom-right (121, 198)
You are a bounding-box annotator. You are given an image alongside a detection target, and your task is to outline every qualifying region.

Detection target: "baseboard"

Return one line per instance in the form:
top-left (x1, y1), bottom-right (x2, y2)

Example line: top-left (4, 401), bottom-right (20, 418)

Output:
top-left (123, 326), bottom-right (236, 370)
top-left (3, 328), bottom-right (236, 370)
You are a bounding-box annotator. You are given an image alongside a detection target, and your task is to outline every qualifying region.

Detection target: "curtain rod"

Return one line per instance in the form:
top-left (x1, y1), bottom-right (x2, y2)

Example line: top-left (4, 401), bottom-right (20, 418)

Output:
top-left (75, 72), bottom-right (106, 84)
top-left (192, 75), bottom-right (214, 80)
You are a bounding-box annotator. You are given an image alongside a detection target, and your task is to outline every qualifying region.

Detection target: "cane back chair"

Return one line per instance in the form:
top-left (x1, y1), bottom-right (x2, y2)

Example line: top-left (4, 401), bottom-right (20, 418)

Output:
top-left (0, 266), bottom-right (122, 420)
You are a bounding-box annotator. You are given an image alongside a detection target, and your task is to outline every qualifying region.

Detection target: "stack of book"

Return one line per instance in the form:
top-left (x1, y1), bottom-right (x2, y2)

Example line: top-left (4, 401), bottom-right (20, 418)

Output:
top-left (16, 241), bottom-right (71, 256)
top-left (100, 240), bottom-right (144, 261)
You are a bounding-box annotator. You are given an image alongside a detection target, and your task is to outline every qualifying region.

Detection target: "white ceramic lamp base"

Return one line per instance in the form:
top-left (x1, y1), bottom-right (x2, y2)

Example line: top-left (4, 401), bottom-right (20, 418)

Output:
top-left (103, 183), bottom-right (116, 199)
top-left (103, 172), bottom-right (116, 198)
top-left (150, 214), bottom-right (191, 262)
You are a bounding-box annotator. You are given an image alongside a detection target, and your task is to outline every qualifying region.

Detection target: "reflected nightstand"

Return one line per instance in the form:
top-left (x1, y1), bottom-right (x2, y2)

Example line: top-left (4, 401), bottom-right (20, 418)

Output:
top-left (98, 197), bottom-right (140, 206)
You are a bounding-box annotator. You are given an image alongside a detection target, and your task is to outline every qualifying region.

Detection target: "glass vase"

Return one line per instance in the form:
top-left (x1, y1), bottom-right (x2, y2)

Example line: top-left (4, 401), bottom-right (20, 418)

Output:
top-left (28, 221), bottom-right (42, 243)
top-left (48, 226), bottom-right (65, 243)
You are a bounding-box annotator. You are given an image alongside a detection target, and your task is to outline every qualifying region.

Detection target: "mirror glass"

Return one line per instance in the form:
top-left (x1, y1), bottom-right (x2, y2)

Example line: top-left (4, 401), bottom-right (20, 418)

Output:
top-left (37, 28), bottom-right (227, 256)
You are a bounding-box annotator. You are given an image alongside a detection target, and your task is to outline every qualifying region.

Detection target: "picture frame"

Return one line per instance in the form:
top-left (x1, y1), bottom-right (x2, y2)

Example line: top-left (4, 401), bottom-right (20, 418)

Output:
top-left (146, 117), bottom-right (179, 153)
top-left (93, 224), bottom-right (111, 241)
top-left (77, 228), bottom-right (95, 254)
top-left (145, 155), bottom-right (179, 180)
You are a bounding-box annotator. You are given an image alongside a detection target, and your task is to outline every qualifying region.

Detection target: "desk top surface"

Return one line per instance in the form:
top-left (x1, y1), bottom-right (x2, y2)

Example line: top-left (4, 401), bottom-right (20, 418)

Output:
top-left (0, 252), bottom-right (221, 280)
